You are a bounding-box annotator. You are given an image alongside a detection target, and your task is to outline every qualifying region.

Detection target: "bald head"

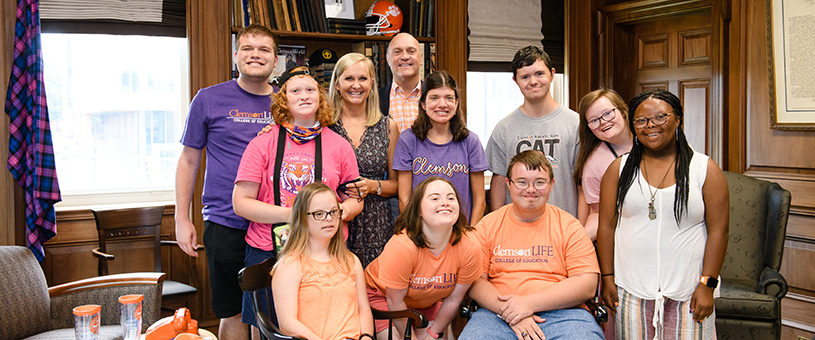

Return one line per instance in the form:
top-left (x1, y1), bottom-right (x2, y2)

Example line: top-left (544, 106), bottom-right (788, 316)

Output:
top-left (387, 33), bottom-right (422, 88)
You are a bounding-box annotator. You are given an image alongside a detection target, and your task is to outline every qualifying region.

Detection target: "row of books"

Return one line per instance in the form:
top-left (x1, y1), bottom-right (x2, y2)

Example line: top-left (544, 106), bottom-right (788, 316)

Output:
top-left (233, 0), bottom-right (434, 37)
top-left (233, 0), bottom-right (332, 33)
top-left (351, 41), bottom-right (436, 88)
top-left (404, 0), bottom-right (434, 38)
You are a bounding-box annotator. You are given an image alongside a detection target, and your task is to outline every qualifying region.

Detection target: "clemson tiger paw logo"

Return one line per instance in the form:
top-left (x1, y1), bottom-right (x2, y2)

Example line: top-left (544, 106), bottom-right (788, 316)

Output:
top-left (387, 5), bottom-right (400, 16)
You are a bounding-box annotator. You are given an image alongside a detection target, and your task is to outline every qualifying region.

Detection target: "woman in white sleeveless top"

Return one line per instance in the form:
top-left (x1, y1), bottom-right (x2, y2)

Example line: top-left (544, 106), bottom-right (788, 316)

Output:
top-left (596, 89), bottom-right (729, 340)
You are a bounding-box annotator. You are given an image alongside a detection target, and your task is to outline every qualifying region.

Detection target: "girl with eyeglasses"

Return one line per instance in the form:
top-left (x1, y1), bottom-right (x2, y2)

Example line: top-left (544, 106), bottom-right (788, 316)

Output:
top-left (365, 176), bottom-right (481, 340)
top-left (393, 71), bottom-right (489, 226)
top-left (233, 66), bottom-right (364, 334)
top-left (596, 89), bottom-right (729, 339)
top-left (574, 89), bottom-right (634, 241)
top-left (271, 182), bottom-right (375, 340)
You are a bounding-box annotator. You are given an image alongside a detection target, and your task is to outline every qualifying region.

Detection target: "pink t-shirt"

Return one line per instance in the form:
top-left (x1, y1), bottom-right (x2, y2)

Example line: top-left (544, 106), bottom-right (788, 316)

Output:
top-left (581, 142), bottom-right (618, 205)
top-left (472, 204), bottom-right (599, 297)
top-left (236, 125), bottom-right (359, 251)
top-left (365, 232), bottom-right (482, 309)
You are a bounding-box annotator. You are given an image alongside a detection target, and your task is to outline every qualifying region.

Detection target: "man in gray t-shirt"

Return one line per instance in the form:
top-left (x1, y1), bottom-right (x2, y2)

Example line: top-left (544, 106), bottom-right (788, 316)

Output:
top-left (486, 46), bottom-right (580, 217)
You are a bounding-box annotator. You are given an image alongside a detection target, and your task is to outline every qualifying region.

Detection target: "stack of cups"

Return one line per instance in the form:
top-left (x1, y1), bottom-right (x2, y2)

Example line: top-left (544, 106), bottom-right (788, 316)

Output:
top-left (73, 305), bottom-right (101, 340)
top-left (119, 294), bottom-right (144, 340)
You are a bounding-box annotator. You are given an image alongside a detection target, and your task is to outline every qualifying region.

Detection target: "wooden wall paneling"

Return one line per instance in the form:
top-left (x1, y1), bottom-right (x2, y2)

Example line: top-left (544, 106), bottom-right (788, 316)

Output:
top-left (0, 0), bottom-right (15, 246)
top-left (724, 0), bottom-right (747, 174)
top-left (434, 0), bottom-right (467, 112)
top-left (638, 34), bottom-right (668, 69)
top-left (780, 239), bottom-right (815, 292)
top-left (566, 0), bottom-right (599, 109)
top-left (679, 28), bottom-right (711, 66)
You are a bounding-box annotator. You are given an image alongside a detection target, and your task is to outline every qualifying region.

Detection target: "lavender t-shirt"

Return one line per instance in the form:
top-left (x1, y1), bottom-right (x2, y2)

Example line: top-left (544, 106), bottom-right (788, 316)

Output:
top-left (393, 129), bottom-right (489, 222)
top-left (180, 80), bottom-right (273, 230)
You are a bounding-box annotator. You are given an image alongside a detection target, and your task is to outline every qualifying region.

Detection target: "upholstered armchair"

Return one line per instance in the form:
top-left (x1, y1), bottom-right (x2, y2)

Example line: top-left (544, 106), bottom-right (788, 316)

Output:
top-left (0, 246), bottom-right (164, 340)
top-left (715, 172), bottom-right (791, 340)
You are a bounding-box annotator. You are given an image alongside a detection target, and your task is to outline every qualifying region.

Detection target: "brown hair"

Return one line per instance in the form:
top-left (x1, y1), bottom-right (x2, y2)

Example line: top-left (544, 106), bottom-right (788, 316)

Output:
top-left (271, 66), bottom-right (334, 126)
top-left (573, 89), bottom-right (629, 185)
top-left (394, 176), bottom-right (473, 248)
top-left (507, 150), bottom-right (554, 181)
top-left (411, 71), bottom-right (469, 142)
top-left (235, 24), bottom-right (278, 54)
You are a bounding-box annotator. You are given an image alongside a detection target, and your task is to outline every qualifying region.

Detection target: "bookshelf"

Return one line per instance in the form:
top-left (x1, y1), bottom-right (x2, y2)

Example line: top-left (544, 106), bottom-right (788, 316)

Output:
top-left (187, 0), bottom-right (466, 325)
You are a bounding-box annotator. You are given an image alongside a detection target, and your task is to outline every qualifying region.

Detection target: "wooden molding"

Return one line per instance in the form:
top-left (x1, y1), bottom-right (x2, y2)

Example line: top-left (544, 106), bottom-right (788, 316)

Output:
top-left (600, 0), bottom-right (715, 24)
top-left (48, 272), bottom-right (165, 297)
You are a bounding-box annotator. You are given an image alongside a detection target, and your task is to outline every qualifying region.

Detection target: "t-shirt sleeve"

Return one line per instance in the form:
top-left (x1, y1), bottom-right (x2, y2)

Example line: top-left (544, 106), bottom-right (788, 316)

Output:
top-left (467, 132), bottom-right (490, 172)
top-left (235, 134), bottom-right (270, 184)
top-left (180, 90), bottom-right (208, 149)
top-left (392, 131), bottom-right (414, 171)
top-left (582, 153), bottom-right (603, 205)
top-left (486, 126), bottom-right (507, 177)
top-left (563, 216), bottom-right (600, 276)
top-left (375, 236), bottom-right (418, 290)
top-left (456, 234), bottom-right (483, 285)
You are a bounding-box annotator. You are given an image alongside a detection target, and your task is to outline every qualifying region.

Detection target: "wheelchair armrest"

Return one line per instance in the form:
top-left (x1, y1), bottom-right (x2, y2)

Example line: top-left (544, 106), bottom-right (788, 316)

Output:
top-left (585, 299), bottom-right (609, 323)
top-left (758, 267), bottom-right (788, 299)
top-left (371, 308), bottom-right (429, 329)
top-left (91, 247), bottom-right (114, 260)
top-left (459, 299), bottom-right (479, 320)
top-left (160, 240), bottom-right (204, 252)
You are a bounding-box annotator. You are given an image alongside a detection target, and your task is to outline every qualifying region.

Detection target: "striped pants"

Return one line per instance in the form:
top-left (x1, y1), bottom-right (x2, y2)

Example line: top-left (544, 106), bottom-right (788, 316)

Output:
top-left (615, 287), bottom-right (716, 340)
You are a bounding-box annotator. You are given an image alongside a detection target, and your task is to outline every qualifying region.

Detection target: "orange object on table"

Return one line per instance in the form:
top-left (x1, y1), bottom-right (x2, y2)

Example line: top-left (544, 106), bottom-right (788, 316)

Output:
top-left (144, 308), bottom-right (199, 340)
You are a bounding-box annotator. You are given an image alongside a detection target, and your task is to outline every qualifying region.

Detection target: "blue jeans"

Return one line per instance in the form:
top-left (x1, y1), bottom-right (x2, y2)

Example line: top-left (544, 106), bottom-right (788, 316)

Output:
top-left (240, 245), bottom-right (276, 328)
top-left (459, 307), bottom-right (603, 340)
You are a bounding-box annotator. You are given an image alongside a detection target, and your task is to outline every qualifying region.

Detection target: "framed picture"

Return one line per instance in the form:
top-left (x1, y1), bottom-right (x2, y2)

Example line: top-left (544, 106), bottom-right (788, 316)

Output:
top-left (767, 0), bottom-right (815, 130)
top-left (325, 0), bottom-right (355, 19)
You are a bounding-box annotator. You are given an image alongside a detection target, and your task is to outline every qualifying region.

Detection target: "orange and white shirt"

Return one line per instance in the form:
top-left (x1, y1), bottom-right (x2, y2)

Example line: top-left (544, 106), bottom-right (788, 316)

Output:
top-left (365, 232), bottom-right (481, 309)
top-left (388, 82), bottom-right (422, 133)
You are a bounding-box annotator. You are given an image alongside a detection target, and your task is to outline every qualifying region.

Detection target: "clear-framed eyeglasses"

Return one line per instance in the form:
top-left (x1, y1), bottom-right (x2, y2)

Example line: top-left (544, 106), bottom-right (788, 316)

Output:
top-left (632, 112), bottom-right (673, 129)
top-left (509, 178), bottom-right (550, 190)
top-left (587, 107), bottom-right (617, 130)
top-left (307, 208), bottom-right (342, 221)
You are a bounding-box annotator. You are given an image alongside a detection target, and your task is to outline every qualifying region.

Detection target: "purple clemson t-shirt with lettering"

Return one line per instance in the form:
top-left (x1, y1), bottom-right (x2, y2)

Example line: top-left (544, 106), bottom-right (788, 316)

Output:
top-left (393, 129), bottom-right (489, 222)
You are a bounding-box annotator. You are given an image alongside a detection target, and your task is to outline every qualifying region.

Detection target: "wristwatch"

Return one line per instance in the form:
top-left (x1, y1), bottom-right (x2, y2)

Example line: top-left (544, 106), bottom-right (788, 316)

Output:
top-left (427, 328), bottom-right (444, 339)
top-left (700, 276), bottom-right (719, 289)
top-left (376, 180), bottom-right (382, 195)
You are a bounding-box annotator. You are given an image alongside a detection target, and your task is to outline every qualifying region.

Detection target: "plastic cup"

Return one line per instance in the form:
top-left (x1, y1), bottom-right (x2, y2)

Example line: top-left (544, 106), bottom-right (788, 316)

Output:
top-left (73, 304), bottom-right (101, 340)
top-left (119, 294), bottom-right (143, 340)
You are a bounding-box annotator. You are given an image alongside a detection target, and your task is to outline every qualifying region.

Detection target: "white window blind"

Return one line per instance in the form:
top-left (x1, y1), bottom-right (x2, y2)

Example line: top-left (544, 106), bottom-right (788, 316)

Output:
top-left (40, 0), bottom-right (164, 22)
top-left (468, 0), bottom-right (545, 62)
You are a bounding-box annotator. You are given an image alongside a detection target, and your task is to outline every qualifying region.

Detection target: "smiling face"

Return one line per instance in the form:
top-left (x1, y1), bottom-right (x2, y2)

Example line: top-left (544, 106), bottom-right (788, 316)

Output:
top-left (285, 76), bottom-right (321, 126)
top-left (586, 96), bottom-right (628, 142)
top-left (306, 190), bottom-right (341, 241)
top-left (421, 86), bottom-right (458, 127)
top-left (420, 180), bottom-right (460, 229)
top-left (506, 162), bottom-right (553, 213)
top-left (338, 61), bottom-right (373, 107)
top-left (387, 33), bottom-right (422, 84)
top-left (513, 59), bottom-right (554, 101)
top-left (632, 97), bottom-right (681, 152)
top-left (234, 34), bottom-right (277, 81)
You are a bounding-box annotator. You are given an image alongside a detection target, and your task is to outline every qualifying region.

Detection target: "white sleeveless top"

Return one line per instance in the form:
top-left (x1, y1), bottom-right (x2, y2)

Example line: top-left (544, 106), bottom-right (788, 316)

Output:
top-left (614, 150), bottom-right (717, 303)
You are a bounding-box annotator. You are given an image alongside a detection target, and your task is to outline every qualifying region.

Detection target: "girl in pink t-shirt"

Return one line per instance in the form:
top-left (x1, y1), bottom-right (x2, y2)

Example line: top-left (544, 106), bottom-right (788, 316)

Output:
top-left (366, 177), bottom-right (481, 340)
top-left (574, 89), bottom-right (633, 241)
top-left (272, 182), bottom-right (374, 340)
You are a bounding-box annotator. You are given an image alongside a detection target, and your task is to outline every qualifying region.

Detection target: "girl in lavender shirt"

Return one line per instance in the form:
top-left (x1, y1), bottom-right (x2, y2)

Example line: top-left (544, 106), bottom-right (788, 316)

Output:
top-left (393, 71), bottom-right (489, 225)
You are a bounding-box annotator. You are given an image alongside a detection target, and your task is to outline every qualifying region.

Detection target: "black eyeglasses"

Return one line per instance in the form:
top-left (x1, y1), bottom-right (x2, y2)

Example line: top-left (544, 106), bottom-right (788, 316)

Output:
top-left (509, 178), bottom-right (550, 190)
top-left (632, 112), bottom-right (673, 128)
top-left (307, 208), bottom-right (342, 221)
top-left (587, 108), bottom-right (617, 129)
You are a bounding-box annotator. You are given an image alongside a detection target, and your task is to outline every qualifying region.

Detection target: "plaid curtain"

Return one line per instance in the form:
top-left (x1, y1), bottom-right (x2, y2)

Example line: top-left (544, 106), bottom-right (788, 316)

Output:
top-left (5, 0), bottom-right (61, 262)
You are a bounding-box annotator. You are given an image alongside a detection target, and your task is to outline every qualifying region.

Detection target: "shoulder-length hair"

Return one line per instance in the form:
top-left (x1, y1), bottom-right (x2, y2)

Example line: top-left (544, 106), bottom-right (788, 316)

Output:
top-left (271, 66), bottom-right (334, 126)
top-left (573, 89), bottom-right (629, 185)
top-left (615, 89), bottom-right (693, 225)
top-left (328, 53), bottom-right (381, 127)
top-left (272, 182), bottom-right (354, 275)
top-left (411, 71), bottom-right (469, 142)
top-left (394, 176), bottom-right (473, 248)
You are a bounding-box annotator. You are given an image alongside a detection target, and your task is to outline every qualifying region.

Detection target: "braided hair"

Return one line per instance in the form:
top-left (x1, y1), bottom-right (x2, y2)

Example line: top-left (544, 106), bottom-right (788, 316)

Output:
top-left (615, 89), bottom-right (693, 225)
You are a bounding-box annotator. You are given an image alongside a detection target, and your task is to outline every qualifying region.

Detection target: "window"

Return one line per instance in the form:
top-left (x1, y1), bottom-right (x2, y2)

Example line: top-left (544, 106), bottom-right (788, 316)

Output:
top-left (466, 71), bottom-right (566, 153)
top-left (42, 33), bottom-right (189, 206)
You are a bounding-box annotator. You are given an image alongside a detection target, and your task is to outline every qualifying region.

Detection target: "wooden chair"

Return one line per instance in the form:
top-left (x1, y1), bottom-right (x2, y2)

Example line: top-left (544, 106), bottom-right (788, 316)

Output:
top-left (238, 257), bottom-right (428, 340)
top-left (91, 205), bottom-right (202, 317)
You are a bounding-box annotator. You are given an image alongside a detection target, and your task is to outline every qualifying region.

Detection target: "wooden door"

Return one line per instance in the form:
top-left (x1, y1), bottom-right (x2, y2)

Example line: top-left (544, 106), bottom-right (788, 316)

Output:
top-left (631, 10), bottom-right (713, 154)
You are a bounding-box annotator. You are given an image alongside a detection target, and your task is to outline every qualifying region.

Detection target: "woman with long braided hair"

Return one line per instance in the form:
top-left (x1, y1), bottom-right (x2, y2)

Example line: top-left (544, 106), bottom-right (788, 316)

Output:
top-left (596, 89), bottom-right (729, 339)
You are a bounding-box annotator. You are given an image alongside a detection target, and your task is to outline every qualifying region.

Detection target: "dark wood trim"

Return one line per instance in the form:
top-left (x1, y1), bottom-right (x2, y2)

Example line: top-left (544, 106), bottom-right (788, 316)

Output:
top-left (435, 0), bottom-right (467, 112)
top-left (49, 272), bottom-right (165, 297)
top-left (600, 0), bottom-right (714, 24)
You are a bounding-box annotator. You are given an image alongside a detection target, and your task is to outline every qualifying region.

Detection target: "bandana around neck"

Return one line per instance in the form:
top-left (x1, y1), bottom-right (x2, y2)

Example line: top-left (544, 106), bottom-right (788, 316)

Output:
top-left (278, 121), bottom-right (322, 144)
